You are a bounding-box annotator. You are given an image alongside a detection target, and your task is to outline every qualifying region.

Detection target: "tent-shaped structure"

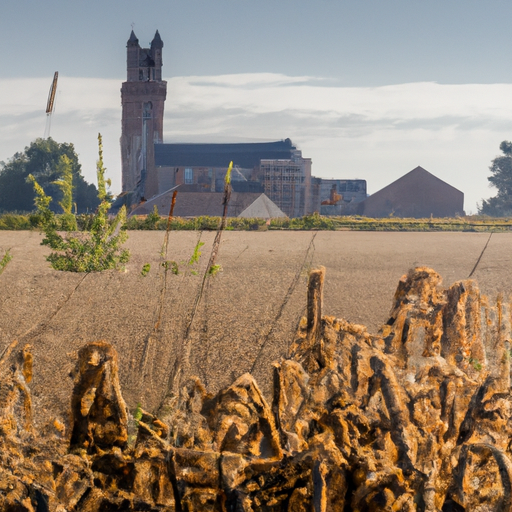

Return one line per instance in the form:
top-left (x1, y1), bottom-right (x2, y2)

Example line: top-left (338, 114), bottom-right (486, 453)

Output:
top-left (238, 194), bottom-right (286, 219)
top-left (361, 166), bottom-right (464, 218)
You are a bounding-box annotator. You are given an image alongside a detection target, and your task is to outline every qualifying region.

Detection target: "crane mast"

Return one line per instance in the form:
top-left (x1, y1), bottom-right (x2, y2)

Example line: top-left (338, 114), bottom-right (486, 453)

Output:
top-left (44, 71), bottom-right (58, 138)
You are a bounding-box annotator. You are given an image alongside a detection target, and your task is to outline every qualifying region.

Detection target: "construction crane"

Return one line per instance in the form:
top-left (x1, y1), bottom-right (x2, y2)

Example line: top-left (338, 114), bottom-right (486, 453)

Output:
top-left (44, 71), bottom-right (58, 138)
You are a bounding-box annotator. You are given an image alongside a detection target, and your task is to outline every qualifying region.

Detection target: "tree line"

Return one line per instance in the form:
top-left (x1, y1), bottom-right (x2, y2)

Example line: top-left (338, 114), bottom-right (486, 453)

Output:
top-left (480, 141), bottom-right (512, 216)
top-left (0, 138), bottom-right (99, 214)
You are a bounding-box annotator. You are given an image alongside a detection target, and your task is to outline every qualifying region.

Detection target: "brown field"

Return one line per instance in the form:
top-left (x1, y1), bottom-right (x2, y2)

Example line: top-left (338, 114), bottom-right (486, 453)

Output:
top-left (1, 230), bottom-right (511, 425)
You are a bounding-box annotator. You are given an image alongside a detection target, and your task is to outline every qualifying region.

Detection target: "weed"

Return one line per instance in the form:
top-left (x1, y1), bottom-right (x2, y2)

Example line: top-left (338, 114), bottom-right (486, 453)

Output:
top-left (188, 241), bottom-right (205, 266)
top-left (162, 260), bottom-right (179, 275)
top-left (29, 134), bottom-right (130, 272)
top-left (208, 264), bottom-right (222, 276)
top-left (127, 402), bottom-right (144, 446)
top-left (468, 357), bottom-right (482, 371)
top-left (133, 403), bottom-right (143, 424)
top-left (0, 250), bottom-right (12, 275)
top-left (52, 155), bottom-right (77, 231)
top-left (141, 263), bottom-right (151, 277)
top-left (142, 205), bottom-right (161, 230)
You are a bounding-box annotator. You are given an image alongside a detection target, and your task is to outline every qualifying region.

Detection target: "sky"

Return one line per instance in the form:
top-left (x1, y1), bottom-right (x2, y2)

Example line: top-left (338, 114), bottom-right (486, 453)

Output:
top-left (2, 1), bottom-right (512, 213)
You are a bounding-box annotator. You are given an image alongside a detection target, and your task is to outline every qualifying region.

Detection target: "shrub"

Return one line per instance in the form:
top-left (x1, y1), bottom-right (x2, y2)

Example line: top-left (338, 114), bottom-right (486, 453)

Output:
top-left (29, 134), bottom-right (129, 272)
top-left (0, 250), bottom-right (12, 275)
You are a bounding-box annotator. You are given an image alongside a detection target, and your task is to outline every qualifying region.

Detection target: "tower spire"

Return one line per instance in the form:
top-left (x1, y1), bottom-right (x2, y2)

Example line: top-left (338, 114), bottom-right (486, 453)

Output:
top-left (151, 30), bottom-right (163, 49)
top-left (127, 30), bottom-right (139, 46)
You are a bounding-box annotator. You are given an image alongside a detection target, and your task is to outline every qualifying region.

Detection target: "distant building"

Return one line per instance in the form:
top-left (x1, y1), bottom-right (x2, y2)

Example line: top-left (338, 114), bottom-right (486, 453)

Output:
top-left (153, 142), bottom-right (313, 217)
top-left (119, 31), bottom-right (314, 217)
top-left (319, 179), bottom-right (367, 216)
top-left (119, 30), bottom-right (372, 219)
top-left (360, 166), bottom-right (464, 218)
top-left (130, 188), bottom-right (286, 219)
top-left (120, 30), bottom-right (166, 199)
top-left (260, 153), bottom-right (312, 217)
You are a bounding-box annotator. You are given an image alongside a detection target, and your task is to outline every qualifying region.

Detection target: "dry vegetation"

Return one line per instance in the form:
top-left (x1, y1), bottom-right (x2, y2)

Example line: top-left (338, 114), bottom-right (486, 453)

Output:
top-left (1, 266), bottom-right (512, 510)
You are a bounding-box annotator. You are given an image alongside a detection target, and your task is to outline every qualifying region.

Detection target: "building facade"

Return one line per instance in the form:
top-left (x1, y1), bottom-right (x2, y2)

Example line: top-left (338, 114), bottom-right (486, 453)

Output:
top-left (154, 140), bottom-right (314, 217)
top-left (319, 179), bottom-right (367, 215)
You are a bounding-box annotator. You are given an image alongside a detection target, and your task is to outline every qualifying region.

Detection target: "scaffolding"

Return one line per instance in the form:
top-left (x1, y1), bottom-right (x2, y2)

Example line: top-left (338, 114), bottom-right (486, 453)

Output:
top-left (261, 159), bottom-right (305, 217)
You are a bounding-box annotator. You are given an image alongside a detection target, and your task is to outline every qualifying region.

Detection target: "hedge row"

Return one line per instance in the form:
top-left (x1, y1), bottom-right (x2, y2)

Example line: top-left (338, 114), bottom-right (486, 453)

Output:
top-left (2, 212), bottom-right (512, 232)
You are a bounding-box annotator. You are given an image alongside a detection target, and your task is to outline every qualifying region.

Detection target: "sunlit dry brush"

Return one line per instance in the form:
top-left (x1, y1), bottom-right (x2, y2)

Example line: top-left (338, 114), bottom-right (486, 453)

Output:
top-left (1, 266), bottom-right (512, 510)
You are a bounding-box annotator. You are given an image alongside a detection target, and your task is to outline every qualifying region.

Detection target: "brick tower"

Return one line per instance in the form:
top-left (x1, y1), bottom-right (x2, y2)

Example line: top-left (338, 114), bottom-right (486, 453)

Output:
top-left (120, 30), bottom-right (167, 201)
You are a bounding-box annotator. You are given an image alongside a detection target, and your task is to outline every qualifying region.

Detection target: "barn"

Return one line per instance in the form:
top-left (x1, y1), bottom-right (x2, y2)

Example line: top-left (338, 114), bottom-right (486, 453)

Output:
top-left (361, 166), bottom-right (464, 218)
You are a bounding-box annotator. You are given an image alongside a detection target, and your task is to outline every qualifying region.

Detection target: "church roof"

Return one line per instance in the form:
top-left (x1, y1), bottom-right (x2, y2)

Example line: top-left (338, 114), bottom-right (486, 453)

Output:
top-left (154, 140), bottom-right (297, 169)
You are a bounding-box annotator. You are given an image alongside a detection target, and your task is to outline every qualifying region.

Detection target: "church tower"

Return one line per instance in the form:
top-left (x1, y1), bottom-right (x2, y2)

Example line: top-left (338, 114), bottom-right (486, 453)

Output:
top-left (121, 30), bottom-right (167, 201)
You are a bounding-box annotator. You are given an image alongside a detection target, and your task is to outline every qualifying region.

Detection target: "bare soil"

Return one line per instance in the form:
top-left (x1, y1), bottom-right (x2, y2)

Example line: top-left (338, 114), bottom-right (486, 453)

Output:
top-left (0, 230), bottom-right (510, 425)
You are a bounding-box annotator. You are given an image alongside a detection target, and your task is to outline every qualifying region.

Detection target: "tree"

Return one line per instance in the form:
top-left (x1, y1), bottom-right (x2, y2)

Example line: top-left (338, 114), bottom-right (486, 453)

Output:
top-left (480, 141), bottom-right (512, 216)
top-left (0, 138), bottom-right (99, 213)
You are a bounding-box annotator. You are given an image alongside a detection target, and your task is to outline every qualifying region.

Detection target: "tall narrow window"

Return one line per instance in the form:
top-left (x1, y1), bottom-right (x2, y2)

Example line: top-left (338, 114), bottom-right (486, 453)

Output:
top-left (185, 168), bottom-right (193, 184)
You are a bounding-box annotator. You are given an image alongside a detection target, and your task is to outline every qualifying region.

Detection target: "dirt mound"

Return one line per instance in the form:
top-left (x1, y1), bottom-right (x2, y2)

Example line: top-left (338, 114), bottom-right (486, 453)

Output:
top-left (2, 266), bottom-right (512, 510)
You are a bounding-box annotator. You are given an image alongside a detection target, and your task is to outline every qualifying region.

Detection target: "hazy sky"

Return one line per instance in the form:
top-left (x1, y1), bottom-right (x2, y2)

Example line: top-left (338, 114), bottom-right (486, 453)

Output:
top-left (3, 0), bottom-right (512, 213)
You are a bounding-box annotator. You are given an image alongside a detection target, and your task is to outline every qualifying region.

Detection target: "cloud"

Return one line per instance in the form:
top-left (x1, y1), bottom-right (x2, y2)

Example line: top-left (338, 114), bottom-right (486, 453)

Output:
top-left (1, 74), bottom-right (511, 212)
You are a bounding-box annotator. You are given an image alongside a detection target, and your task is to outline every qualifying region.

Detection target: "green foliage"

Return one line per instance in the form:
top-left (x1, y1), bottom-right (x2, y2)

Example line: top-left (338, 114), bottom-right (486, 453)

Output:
top-left (188, 241), bottom-right (205, 266)
top-left (0, 138), bottom-right (99, 213)
top-left (468, 357), bottom-right (482, 371)
top-left (29, 134), bottom-right (130, 272)
top-left (141, 263), bottom-right (151, 276)
top-left (52, 155), bottom-right (77, 231)
top-left (8, 211), bottom-right (512, 232)
top-left (28, 174), bottom-right (64, 251)
top-left (96, 134), bottom-right (111, 202)
top-left (133, 403), bottom-right (143, 424)
top-left (276, 212), bottom-right (336, 230)
top-left (127, 402), bottom-right (144, 446)
top-left (208, 264), bottom-right (222, 276)
top-left (53, 155), bottom-right (74, 214)
top-left (480, 141), bottom-right (512, 216)
top-left (0, 250), bottom-right (12, 275)
top-left (160, 240), bottom-right (205, 277)
top-left (162, 260), bottom-right (180, 275)
top-left (0, 214), bottom-right (33, 230)
top-left (75, 213), bottom-right (95, 231)
top-left (143, 205), bottom-right (161, 230)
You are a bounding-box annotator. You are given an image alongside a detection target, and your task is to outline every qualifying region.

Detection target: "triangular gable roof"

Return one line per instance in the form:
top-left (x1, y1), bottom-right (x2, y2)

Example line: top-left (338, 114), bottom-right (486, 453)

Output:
top-left (372, 166), bottom-right (462, 197)
top-left (361, 166), bottom-right (464, 218)
top-left (238, 194), bottom-right (287, 219)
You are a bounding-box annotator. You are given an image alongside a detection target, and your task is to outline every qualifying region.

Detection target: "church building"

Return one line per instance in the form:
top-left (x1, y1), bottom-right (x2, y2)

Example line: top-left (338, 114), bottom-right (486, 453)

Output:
top-left (120, 31), bottom-right (315, 217)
